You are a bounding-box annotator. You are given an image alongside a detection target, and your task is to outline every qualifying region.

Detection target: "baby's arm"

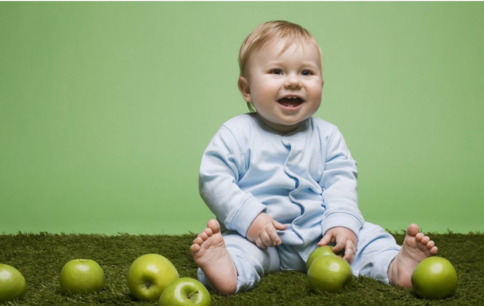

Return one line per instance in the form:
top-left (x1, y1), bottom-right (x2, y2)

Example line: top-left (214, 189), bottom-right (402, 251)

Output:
top-left (319, 126), bottom-right (364, 262)
top-left (246, 212), bottom-right (287, 249)
top-left (199, 125), bottom-right (266, 238)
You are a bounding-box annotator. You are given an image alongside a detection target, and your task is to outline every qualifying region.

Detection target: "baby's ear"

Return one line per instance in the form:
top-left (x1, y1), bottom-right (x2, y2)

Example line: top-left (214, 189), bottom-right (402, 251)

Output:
top-left (238, 76), bottom-right (252, 102)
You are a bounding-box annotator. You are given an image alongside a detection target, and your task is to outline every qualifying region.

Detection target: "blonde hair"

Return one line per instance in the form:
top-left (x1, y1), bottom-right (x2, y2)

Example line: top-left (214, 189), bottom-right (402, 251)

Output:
top-left (238, 21), bottom-right (323, 113)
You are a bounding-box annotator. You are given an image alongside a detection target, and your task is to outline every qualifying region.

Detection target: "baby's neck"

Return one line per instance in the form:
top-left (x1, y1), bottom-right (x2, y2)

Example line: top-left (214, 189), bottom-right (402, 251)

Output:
top-left (256, 114), bottom-right (302, 135)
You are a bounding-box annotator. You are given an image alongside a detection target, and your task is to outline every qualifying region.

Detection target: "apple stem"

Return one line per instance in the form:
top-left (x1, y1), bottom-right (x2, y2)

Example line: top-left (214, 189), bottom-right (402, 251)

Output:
top-left (187, 290), bottom-right (199, 299)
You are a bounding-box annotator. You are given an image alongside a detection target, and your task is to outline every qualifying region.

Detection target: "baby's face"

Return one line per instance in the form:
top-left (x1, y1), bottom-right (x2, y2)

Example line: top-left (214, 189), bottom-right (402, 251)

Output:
top-left (239, 39), bottom-right (323, 134)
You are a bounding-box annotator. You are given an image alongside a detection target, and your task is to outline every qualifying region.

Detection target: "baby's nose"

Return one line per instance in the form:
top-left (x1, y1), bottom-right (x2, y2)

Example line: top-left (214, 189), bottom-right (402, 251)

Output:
top-left (284, 76), bottom-right (302, 88)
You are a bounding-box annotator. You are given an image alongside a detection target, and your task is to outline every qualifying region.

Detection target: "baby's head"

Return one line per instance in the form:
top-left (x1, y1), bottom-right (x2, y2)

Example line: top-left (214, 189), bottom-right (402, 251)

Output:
top-left (238, 21), bottom-right (324, 134)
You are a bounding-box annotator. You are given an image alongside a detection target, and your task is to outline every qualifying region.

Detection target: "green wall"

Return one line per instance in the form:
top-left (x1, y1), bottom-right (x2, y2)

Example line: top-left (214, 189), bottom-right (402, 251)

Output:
top-left (1, 2), bottom-right (483, 234)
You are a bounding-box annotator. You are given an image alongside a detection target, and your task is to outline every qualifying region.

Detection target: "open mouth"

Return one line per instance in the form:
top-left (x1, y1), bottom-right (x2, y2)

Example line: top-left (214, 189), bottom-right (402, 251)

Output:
top-left (277, 97), bottom-right (304, 109)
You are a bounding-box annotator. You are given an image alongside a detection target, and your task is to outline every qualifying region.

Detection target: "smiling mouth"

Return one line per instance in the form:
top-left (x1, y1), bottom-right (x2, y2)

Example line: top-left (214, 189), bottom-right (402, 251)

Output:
top-left (277, 97), bottom-right (304, 108)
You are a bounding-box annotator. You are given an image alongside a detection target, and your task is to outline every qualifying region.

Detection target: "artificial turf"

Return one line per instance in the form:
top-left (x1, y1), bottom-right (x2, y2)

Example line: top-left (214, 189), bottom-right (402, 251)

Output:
top-left (1, 230), bottom-right (483, 305)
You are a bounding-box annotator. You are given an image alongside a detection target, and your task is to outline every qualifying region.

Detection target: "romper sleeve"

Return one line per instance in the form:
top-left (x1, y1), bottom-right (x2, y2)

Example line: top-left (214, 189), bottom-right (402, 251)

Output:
top-left (199, 125), bottom-right (266, 237)
top-left (319, 127), bottom-right (364, 237)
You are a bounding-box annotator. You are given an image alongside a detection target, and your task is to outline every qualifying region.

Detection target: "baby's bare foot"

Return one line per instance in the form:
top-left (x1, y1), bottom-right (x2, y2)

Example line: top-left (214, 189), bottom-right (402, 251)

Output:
top-left (388, 224), bottom-right (438, 288)
top-left (190, 219), bottom-right (237, 295)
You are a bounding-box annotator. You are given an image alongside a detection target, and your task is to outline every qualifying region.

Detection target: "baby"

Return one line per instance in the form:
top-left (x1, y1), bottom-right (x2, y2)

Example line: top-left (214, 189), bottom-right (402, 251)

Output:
top-left (190, 20), bottom-right (438, 295)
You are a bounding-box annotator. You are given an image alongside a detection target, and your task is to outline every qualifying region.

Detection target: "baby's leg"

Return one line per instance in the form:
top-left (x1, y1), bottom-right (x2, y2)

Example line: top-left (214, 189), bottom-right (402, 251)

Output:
top-left (190, 219), bottom-right (237, 295)
top-left (191, 219), bottom-right (280, 295)
top-left (387, 224), bottom-right (438, 288)
top-left (350, 222), bottom-right (401, 283)
top-left (351, 222), bottom-right (438, 288)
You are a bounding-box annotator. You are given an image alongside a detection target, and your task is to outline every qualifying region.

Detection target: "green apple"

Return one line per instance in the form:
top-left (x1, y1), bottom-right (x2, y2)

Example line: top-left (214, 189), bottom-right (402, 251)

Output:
top-left (59, 259), bottom-right (105, 295)
top-left (411, 256), bottom-right (457, 299)
top-left (159, 277), bottom-right (211, 306)
top-left (307, 255), bottom-right (353, 293)
top-left (0, 264), bottom-right (26, 302)
top-left (306, 245), bottom-right (336, 271)
top-left (127, 254), bottom-right (179, 301)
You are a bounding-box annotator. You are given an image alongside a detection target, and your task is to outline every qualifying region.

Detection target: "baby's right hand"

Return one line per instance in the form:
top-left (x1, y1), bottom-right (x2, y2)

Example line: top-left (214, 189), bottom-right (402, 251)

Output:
top-left (246, 212), bottom-right (287, 249)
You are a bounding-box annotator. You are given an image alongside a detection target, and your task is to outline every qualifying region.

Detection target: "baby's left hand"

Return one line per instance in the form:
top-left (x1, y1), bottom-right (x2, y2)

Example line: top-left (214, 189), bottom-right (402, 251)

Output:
top-left (318, 227), bottom-right (357, 264)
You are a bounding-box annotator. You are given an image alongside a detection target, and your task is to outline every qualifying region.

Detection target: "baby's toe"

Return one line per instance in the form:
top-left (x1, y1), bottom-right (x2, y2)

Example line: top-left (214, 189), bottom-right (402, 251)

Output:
top-left (421, 236), bottom-right (430, 245)
top-left (198, 232), bottom-right (208, 241)
top-left (207, 219), bottom-right (221, 233)
top-left (193, 237), bottom-right (203, 245)
top-left (407, 224), bottom-right (419, 236)
top-left (430, 246), bottom-right (438, 255)
top-left (204, 228), bottom-right (213, 237)
top-left (426, 240), bottom-right (435, 249)
top-left (190, 243), bottom-right (201, 253)
top-left (415, 233), bottom-right (424, 242)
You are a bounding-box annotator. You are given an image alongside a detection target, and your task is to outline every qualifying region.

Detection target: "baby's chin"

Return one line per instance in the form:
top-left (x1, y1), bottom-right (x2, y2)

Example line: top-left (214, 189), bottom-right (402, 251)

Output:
top-left (278, 111), bottom-right (315, 126)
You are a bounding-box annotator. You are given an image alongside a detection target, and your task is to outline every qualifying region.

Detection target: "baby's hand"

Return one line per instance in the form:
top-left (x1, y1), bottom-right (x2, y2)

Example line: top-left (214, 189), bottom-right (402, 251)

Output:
top-left (246, 212), bottom-right (287, 249)
top-left (318, 227), bottom-right (357, 264)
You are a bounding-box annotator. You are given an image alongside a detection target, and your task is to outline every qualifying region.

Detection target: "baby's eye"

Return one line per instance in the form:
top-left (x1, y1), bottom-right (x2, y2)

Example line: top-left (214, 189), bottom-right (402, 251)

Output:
top-left (301, 70), bottom-right (313, 76)
top-left (271, 69), bottom-right (283, 75)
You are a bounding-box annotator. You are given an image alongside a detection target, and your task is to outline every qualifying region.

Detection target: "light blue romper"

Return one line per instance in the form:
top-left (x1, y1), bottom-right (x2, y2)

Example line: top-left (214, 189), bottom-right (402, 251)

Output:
top-left (198, 114), bottom-right (400, 293)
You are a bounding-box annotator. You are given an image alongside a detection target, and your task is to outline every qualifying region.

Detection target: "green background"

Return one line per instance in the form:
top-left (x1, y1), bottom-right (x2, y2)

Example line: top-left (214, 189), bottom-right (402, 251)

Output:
top-left (1, 2), bottom-right (483, 235)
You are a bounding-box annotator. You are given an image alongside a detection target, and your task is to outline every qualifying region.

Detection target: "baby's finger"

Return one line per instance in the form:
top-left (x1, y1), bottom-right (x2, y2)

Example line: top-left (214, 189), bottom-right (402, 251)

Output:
top-left (267, 224), bottom-right (282, 245)
top-left (332, 236), bottom-right (347, 253)
top-left (260, 230), bottom-right (275, 248)
top-left (344, 251), bottom-right (355, 264)
top-left (317, 232), bottom-right (334, 246)
top-left (272, 220), bottom-right (288, 231)
top-left (255, 237), bottom-right (267, 250)
top-left (344, 240), bottom-right (356, 263)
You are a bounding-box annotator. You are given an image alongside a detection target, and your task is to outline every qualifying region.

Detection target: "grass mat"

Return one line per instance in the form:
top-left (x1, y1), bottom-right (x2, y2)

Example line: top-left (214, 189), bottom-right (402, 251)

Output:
top-left (1, 231), bottom-right (483, 305)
